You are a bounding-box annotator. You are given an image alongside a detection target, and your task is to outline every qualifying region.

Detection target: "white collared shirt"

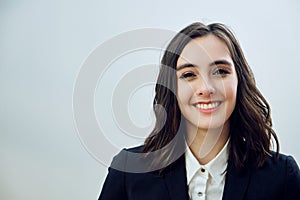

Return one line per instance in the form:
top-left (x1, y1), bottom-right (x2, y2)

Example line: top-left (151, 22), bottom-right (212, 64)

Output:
top-left (185, 139), bottom-right (229, 200)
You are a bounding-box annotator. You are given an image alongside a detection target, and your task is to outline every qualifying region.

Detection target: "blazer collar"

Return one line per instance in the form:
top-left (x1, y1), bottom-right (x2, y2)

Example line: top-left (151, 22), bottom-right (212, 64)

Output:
top-left (162, 156), bottom-right (251, 200)
top-left (161, 154), bottom-right (251, 200)
top-left (163, 155), bottom-right (189, 200)
top-left (222, 160), bottom-right (251, 200)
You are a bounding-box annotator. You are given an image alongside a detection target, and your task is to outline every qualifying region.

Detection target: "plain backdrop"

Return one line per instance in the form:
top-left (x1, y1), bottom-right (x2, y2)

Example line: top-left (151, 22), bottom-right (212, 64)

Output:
top-left (1, 0), bottom-right (300, 199)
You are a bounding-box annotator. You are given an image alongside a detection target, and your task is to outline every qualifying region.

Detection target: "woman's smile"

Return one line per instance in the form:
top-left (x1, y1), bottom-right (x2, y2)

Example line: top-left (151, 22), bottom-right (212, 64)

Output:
top-left (194, 101), bottom-right (222, 113)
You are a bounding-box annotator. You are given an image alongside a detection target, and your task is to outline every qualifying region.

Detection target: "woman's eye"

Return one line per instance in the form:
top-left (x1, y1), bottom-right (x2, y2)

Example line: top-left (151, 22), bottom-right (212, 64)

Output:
top-left (213, 68), bottom-right (230, 76)
top-left (179, 72), bottom-right (196, 79)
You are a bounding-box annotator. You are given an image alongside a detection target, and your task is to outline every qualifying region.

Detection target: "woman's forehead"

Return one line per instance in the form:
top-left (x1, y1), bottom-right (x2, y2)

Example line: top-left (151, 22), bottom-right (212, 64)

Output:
top-left (177, 34), bottom-right (232, 67)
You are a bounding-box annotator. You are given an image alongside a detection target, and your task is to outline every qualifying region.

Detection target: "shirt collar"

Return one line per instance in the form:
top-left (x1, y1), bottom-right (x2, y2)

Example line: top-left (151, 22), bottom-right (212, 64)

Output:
top-left (185, 139), bottom-right (229, 184)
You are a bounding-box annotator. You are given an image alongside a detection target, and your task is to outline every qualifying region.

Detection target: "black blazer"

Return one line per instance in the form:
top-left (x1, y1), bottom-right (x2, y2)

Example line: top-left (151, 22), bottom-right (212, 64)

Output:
top-left (99, 146), bottom-right (300, 200)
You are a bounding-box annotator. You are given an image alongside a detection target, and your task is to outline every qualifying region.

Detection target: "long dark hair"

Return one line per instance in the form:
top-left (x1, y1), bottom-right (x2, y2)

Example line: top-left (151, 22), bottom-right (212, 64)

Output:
top-left (143, 22), bottom-right (279, 171)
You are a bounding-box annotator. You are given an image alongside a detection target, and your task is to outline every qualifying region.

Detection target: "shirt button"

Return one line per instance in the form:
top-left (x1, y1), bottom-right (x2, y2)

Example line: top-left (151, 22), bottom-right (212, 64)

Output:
top-left (200, 168), bottom-right (205, 173)
top-left (197, 192), bottom-right (203, 197)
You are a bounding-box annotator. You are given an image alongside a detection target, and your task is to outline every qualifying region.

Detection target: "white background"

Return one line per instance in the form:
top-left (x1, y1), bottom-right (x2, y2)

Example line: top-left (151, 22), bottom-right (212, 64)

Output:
top-left (1, 0), bottom-right (300, 199)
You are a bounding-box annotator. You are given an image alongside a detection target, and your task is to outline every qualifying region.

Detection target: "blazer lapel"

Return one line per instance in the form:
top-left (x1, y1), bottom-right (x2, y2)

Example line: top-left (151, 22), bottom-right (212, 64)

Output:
top-left (222, 161), bottom-right (251, 200)
top-left (163, 155), bottom-right (189, 200)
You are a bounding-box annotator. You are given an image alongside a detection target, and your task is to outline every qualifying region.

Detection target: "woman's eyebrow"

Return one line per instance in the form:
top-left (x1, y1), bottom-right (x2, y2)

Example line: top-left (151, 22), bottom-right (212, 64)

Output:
top-left (176, 59), bottom-right (233, 71)
top-left (176, 63), bottom-right (197, 71)
top-left (209, 60), bottom-right (232, 67)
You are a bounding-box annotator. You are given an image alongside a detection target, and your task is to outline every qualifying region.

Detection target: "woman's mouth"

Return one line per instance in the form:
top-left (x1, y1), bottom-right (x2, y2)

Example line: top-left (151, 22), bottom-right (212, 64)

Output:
top-left (194, 101), bottom-right (222, 113)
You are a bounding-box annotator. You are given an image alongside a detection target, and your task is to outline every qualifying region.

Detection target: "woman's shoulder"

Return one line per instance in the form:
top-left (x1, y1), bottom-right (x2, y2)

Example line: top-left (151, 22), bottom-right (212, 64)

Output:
top-left (247, 151), bottom-right (300, 198)
top-left (110, 145), bottom-right (155, 173)
top-left (252, 151), bottom-right (300, 183)
top-left (112, 145), bottom-right (144, 160)
top-left (111, 145), bottom-right (184, 174)
top-left (266, 151), bottom-right (299, 168)
top-left (124, 145), bottom-right (144, 153)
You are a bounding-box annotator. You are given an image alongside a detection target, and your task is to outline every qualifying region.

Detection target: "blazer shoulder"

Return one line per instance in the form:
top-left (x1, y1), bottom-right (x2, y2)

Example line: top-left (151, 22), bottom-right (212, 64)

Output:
top-left (261, 152), bottom-right (300, 199)
top-left (109, 145), bottom-right (155, 173)
top-left (267, 151), bottom-right (299, 167)
top-left (125, 145), bottom-right (144, 153)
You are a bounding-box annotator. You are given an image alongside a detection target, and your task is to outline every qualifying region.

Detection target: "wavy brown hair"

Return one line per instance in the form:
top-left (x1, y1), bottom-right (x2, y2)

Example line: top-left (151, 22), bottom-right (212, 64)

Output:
top-left (143, 22), bottom-right (279, 171)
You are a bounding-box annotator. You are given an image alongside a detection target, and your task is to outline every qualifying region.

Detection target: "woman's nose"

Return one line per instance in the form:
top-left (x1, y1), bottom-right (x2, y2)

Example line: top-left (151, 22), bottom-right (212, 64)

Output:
top-left (195, 77), bottom-right (216, 96)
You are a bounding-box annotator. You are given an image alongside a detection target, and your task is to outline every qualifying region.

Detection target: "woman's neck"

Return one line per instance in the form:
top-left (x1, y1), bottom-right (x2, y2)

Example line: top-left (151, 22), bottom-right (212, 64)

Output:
top-left (186, 122), bottom-right (230, 165)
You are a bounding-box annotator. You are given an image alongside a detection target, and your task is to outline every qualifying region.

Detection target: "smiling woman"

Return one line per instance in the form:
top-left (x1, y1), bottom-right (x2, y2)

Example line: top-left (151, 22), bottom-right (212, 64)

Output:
top-left (98, 22), bottom-right (300, 200)
top-left (176, 35), bottom-right (238, 166)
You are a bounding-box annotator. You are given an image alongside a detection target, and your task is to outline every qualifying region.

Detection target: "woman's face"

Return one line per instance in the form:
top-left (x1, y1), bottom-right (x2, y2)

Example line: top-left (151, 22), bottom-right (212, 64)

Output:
top-left (176, 34), bottom-right (238, 132)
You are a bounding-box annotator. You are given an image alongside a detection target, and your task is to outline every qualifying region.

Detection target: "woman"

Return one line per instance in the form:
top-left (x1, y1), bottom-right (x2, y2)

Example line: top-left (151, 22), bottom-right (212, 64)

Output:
top-left (98, 22), bottom-right (300, 200)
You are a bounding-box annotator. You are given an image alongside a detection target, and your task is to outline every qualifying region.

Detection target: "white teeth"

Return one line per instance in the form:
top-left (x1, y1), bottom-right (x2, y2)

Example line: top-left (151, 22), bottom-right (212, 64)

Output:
top-left (195, 102), bottom-right (220, 110)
